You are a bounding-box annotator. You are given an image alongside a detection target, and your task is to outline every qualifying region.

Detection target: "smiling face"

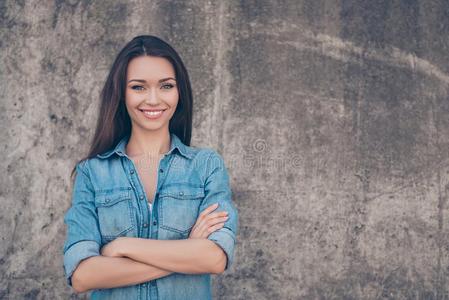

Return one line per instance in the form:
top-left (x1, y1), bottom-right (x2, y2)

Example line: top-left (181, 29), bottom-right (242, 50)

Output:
top-left (125, 55), bottom-right (179, 133)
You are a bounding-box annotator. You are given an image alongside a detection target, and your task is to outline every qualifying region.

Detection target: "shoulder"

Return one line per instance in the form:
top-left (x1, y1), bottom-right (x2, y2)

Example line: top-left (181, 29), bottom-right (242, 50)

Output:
top-left (191, 147), bottom-right (229, 178)
top-left (74, 159), bottom-right (89, 174)
top-left (188, 146), bottom-right (225, 163)
top-left (74, 155), bottom-right (111, 176)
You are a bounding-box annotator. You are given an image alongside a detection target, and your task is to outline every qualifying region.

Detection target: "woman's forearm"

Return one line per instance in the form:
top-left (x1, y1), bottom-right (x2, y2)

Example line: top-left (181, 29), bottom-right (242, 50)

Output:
top-left (119, 237), bottom-right (226, 274)
top-left (71, 255), bottom-right (172, 293)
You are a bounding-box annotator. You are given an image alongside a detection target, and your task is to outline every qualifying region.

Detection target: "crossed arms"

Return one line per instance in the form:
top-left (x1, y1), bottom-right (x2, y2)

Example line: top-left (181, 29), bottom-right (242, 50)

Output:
top-left (70, 238), bottom-right (226, 293)
top-left (64, 152), bottom-right (238, 293)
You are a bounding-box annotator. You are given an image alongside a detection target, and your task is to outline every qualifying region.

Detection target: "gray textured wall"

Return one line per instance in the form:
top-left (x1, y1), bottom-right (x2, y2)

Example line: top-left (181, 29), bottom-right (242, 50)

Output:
top-left (2, 0), bottom-right (449, 299)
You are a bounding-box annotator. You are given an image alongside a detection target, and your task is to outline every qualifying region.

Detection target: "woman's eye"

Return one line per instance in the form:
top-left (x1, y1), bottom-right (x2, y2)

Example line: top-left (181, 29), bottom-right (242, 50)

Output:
top-left (131, 85), bottom-right (144, 91)
top-left (161, 83), bottom-right (174, 90)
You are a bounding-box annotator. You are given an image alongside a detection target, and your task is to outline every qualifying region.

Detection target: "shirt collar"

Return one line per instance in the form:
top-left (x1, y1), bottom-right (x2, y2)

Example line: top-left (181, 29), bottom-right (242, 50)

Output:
top-left (96, 132), bottom-right (194, 160)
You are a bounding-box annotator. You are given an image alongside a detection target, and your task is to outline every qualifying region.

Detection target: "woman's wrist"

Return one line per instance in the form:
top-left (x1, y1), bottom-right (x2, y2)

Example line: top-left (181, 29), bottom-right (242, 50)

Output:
top-left (116, 236), bottom-right (131, 257)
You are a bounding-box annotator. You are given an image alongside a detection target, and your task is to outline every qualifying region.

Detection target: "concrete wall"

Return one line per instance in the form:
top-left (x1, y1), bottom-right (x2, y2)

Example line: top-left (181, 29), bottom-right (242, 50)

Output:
top-left (1, 1), bottom-right (449, 299)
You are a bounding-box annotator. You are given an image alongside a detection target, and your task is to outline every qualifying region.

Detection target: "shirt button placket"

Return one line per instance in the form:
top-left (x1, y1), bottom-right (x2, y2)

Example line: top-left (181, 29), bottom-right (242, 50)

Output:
top-left (151, 189), bottom-right (160, 237)
top-left (130, 165), bottom-right (148, 238)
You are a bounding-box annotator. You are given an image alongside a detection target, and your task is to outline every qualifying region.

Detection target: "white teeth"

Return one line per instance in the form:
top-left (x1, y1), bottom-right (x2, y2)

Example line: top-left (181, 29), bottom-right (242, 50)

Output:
top-left (142, 110), bottom-right (163, 116)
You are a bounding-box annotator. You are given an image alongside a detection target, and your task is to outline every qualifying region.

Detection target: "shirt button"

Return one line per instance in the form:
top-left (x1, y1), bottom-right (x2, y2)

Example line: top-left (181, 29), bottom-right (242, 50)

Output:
top-left (128, 187), bottom-right (131, 190)
top-left (139, 195), bottom-right (144, 200)
top-left (153, 220), bottom-right (157, 226)
top-left (159, 169), bottom-right (164, 173)
top-left (179, 192), bottom-right (184, 196)
top-left (130, 169), bottom-right (135, 174)
top-left (143, 223), bottom-right (148, 227)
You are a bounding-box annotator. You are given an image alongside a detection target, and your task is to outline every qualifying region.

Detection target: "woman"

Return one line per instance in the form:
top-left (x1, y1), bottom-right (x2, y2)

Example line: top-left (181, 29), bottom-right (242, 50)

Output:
top-left (62, 35), bottom-right (238, 299)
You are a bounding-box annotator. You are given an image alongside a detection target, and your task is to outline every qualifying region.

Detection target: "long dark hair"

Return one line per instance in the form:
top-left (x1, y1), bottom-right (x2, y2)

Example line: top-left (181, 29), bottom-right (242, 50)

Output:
top-left (70, 35), bottom-right (193, 179)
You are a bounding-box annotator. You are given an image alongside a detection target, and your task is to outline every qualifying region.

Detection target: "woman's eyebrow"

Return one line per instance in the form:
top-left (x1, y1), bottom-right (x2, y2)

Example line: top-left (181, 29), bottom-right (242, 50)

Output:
top-left (128, 77), bottom-right (176, 83)
top-left (159, 77), bottom-right (176, 82)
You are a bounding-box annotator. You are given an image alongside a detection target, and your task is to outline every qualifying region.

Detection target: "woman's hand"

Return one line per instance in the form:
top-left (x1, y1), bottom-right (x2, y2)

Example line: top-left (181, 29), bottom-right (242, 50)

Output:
top-left (100, 237), bottom-right (127, 257)
top-left (189, 203), bottom-right (229, 239)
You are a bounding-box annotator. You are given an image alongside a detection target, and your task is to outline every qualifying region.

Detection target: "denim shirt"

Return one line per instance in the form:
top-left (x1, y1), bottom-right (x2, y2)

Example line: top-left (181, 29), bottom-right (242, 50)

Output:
top-left (62, 132), bottom-right (239, 300)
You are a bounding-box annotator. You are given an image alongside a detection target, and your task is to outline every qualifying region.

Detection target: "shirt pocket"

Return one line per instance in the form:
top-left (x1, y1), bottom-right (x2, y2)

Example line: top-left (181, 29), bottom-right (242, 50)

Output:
top-left (159, 185), bottom-right (205, 236)
top-left (94, 188), bottom-right (135, 242)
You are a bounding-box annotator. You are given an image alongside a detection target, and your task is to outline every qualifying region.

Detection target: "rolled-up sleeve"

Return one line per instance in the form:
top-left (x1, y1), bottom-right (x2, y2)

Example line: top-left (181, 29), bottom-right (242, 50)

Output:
top-left (62, 160), bottom-right (102, 287)
top-left (201, 150), bottom-right (239, 271)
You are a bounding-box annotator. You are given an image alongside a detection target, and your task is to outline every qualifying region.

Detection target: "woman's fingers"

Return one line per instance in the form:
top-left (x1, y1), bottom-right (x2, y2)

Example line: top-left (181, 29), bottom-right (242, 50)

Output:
top-left (195, 215), bottom-right (228, 237)
top-left (209, 216), bottom-right (229, 226)
top-left (194, 205), bottom-right (227, 230)
top-left (192, 204), bottom-right (218, 229)
top-left (190, 204), bottom-right (218, 235)
top-left (196, 216), bottom-right (228, 232)
top-left (195, 212), bottom-right (228, 231)
top-left (189, 203), bottom-right (229, 239)
top-left (207, 222), bottom-right (225, 233)
top-left (198, 203), bottom-right (219, 219)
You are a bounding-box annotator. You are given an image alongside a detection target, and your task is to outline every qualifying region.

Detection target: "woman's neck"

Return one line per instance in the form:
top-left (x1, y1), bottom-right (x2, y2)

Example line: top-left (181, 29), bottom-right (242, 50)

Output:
top-left (125, 128), bottom-right (171, 158)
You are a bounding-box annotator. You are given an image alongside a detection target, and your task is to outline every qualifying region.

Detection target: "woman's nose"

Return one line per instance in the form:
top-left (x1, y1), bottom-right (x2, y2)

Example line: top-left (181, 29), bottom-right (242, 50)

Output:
top-left (144, 88), bottom-right (159, 104)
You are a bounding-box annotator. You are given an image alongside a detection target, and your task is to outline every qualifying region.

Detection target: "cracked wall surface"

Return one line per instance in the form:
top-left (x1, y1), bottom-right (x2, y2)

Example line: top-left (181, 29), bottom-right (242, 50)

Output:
top-left (1, 1), bottom-right (449, 299)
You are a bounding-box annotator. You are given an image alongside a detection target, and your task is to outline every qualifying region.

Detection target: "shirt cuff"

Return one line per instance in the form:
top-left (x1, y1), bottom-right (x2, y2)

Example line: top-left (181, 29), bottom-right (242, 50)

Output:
top-left (207, 228), bottom-right (236, 271)
top-left (63, 240), bottom-right (100, 286)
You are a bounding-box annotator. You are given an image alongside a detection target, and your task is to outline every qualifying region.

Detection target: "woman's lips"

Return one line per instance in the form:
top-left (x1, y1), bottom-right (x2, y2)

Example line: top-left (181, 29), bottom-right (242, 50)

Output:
top-left (139, 109), bottom-right (166, 120)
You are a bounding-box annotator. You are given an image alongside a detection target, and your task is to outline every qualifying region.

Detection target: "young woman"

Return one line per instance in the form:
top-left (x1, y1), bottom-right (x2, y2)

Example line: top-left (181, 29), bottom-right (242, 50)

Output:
top-left (62, 35), bottom-right (238, 299)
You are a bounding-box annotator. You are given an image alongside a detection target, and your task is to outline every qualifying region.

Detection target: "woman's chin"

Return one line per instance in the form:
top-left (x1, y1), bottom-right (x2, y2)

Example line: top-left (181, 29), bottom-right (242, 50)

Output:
top-left (134, 121), bottom-right (168, 132)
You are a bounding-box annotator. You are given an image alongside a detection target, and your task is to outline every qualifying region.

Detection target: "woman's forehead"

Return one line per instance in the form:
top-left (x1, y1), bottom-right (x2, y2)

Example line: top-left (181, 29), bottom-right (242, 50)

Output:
top-left (127, 56), bottom-right (175, 80)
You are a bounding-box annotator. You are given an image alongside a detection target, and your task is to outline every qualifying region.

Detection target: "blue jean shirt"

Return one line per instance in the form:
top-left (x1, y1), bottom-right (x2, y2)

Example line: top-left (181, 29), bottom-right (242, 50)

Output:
top-left (62, 132), bottom-right (239, 299)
